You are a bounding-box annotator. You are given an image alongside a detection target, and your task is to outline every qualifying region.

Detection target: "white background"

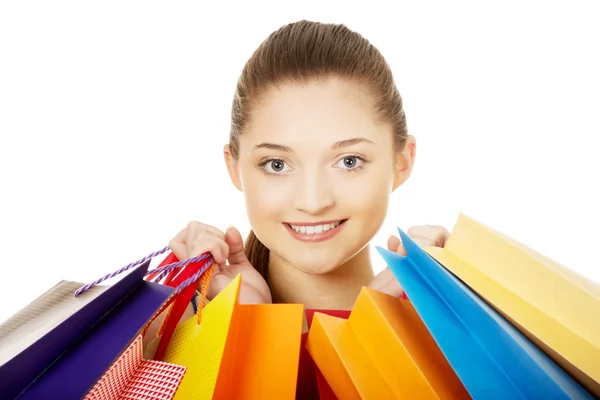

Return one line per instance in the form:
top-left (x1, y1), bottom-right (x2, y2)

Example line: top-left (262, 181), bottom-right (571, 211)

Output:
top-left (0, 1), bottom-right (598, 323)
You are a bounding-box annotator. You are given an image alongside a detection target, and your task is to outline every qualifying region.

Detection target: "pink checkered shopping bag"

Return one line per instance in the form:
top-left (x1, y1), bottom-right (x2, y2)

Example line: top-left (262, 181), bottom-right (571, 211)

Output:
top-left (84, 334), bottom-right (186, 400)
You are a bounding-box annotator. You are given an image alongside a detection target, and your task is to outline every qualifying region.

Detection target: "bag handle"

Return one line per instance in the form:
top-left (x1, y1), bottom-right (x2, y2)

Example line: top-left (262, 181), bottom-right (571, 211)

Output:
top-left (73, 246), bottom-right (216, 361)
top-left (151, 255), bottom-right (214, 361)
top-left (153, 253), bottom-right (215, 335)
top-left (73, 247), bottom-right (212, 297)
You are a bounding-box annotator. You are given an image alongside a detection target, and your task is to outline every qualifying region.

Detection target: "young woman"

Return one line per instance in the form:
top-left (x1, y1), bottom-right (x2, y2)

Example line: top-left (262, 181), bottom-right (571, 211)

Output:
top-left (170, 20), bottom-right (449, 314)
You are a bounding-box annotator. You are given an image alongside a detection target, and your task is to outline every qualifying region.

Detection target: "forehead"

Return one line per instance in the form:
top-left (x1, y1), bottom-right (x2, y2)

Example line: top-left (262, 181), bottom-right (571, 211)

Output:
top-left (240, 78), bottom-right (393, 151)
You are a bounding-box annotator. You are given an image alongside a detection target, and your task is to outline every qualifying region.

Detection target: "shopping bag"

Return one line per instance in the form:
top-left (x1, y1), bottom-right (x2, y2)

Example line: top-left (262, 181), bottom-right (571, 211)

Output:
top-left (296, 309), bottom-right (351, 400)
top-left (424, 213), bottom-right (600, 396)
top-left (84, 334), bottom-right (186, 399)
top-left (296, 333), bottom-right (321, 400)
top-left (315, 368), bottom-right (337, 400)
top-left (306, 287), bottom-right (469, 399)
top-left (377, 228), bottom-right (595, 399)
top-left (143, 252), bottom-right (212, 361)
top-left (0, 246), bottom-right (204, 399)
top-left (19, 267), bottom-right (175, 399)
top-left (158, 273), bottom-right (304, 399)
top-left (0, 259), bottom-right (173, 399)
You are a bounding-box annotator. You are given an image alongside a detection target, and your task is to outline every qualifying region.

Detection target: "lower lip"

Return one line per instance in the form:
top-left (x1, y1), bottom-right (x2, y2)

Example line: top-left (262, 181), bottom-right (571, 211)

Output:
top-left (284, 221), bottom-right (346, 243)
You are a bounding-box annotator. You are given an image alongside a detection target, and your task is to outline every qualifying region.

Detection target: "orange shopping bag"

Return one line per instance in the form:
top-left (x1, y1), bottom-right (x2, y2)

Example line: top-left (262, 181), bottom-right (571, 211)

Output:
top-left (425, 213), bottom-right (600, 396)
top-left (305, 286), bottom-right (469, 399)
top-left (155, 269), bottom-right (304, 399)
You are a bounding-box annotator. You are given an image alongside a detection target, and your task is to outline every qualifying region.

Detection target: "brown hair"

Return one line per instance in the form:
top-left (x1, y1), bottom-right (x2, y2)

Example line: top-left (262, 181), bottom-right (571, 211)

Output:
top-left (228, 20), bottom-right (408, 281)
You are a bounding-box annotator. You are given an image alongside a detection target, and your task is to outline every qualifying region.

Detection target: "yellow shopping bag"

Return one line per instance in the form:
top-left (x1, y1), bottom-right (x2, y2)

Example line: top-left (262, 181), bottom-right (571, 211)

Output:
top-left (306, 286), bottom-right (470, 399)
top-left (426, 213), bottom-right (600, 396)
top-left (158, 273), bottom-right (304, 399)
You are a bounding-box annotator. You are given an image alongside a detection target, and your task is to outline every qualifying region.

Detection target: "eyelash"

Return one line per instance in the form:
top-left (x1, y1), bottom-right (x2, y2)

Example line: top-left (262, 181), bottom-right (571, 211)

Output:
top-left (256, 158), bottom-right (288, 176)
top-left (256, 154), bottom-right (367, 176)
top-left (340, 154), bottom-right (367, 173)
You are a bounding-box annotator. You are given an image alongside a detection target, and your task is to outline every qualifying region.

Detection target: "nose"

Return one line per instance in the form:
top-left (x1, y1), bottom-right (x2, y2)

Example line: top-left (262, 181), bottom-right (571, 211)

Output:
top-left (292, 170), bottom-right (335, 215)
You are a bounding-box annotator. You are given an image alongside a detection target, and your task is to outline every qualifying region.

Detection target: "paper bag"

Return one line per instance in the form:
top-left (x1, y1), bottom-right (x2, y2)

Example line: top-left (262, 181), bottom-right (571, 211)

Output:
top-left (296, 309), bottom-right (351, 400)
top-left (425, 213), bottom-right (600, 395)
top-left (0, 262), bottom-right (175, 399)
top-left (306, 287), bottom-right (469, 399)
top-left (84, 334), bottom-right (186, 399)
top-left (160, 274), bottom-right (304, 399)
top-left (377, 228), bottom-right (595, 399)
top-left (144, 252), bottom-right (210, 361)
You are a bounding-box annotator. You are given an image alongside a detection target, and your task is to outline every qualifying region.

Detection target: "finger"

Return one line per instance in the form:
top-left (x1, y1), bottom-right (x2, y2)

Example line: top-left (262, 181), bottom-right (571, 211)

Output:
top-left (412, 236), bottom-right (437, 248)
top-left (390, 235), bottom-right (436, 256)
top-left (169, 241), bottom-right (189, 262)
top-left (168, 222), bottom-right (224, 260)
top-left (390, 235), bottom-right (407, 256)
top-left (169, 226), bottom-right (193, 260)
top-left (224, 225), bottom-right (251, 266)
top-left (387, 235), bottom-right (402, 253)
top-left (406, 225), bottom-right (449, 247)
top-left (186, 221), bottom-right (225, 241)
top-left (368, 267), bottom-right (404, 298)
top-left (189, 237), bottom-right (229, 266)
top-left (185, 226), bottom-right (228, 266)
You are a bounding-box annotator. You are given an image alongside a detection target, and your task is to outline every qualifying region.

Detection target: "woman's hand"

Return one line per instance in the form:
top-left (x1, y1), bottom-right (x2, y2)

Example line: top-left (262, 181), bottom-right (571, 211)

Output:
top-left (368, 225), bottom-right (450, 298)
top-left (169, 222), bottom-right (272, 304)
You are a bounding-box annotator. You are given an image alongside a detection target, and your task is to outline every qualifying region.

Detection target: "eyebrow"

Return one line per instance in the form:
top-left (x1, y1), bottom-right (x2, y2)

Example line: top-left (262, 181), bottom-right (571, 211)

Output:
top-left (332, 137), bottom-right (375, 149)
top-left (252, 137), bottom-right (375, 152)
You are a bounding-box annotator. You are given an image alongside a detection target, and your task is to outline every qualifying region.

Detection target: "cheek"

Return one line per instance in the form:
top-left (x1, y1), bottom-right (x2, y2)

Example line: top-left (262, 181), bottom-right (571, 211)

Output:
top-left (334, 167), bottom-right (393, 218)
top-left (241, 173), bottom-right (290, 226)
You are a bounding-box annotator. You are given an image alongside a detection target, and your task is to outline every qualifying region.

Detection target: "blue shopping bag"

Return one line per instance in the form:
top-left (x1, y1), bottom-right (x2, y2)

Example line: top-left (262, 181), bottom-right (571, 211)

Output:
top-left (376, 229), bottom-right (594, 399)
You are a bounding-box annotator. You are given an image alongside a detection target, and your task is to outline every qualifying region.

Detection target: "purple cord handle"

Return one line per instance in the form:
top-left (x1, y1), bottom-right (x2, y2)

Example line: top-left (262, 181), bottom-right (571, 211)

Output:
top-left (151, 253), bottom-right (210, 283)
top-left (177, 258), bottom-right (214, 293)
top-left (73, 247), bottom-right (213, 297)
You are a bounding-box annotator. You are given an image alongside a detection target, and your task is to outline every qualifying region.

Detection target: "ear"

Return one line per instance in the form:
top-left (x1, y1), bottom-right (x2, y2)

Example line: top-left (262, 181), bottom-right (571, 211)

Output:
top-left (224, 144), bottom-right (243, 192)
top-left (392, 135), bottom-right (416, 192)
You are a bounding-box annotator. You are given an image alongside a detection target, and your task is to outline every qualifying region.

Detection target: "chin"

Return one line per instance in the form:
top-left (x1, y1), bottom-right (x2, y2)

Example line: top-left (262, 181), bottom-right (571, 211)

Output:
top-left (282, 251), bottom-right (354, 275)
top-left (295, 261), bottom-right (341, 275)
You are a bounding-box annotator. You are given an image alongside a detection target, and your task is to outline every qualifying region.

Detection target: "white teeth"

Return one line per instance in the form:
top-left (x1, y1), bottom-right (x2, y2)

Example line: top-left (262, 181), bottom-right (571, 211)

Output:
top-left (289, 221), bottom-right (343, 234)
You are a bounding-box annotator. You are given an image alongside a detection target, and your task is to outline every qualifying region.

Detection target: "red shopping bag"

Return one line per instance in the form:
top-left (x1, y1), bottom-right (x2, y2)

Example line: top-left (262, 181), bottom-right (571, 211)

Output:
top-left (143, 252), bottom-right (212, 361)
top-left (295, 309), bottom-right (351, 400)
top-left (84, 334), bottom-right (186, 399)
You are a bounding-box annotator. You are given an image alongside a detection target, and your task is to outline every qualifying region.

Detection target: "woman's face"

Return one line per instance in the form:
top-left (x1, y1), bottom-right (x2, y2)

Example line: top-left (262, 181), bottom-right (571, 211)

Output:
top-left (226, 77), bottom-right (414, 274)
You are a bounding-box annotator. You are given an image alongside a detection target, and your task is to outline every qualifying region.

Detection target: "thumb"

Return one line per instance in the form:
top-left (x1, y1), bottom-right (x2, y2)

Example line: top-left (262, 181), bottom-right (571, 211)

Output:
top-left (224, 225), bottom-right (251, 266)
top-left (387, 235), bottom-right (405, 255)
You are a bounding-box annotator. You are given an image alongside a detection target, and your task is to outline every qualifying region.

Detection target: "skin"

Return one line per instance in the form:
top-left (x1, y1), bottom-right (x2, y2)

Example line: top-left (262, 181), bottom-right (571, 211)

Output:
top-left (169, 77), bottom-right (449, 317)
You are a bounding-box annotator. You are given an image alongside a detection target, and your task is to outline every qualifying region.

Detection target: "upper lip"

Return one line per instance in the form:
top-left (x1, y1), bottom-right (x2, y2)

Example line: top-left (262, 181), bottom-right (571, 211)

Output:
top-left (285, 219), bottom-right (346, 226)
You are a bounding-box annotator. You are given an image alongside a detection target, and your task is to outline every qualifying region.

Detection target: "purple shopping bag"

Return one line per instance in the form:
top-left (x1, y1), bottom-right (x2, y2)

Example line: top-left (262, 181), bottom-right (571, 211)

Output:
top-left (0, 247), bottom-right (209, 399)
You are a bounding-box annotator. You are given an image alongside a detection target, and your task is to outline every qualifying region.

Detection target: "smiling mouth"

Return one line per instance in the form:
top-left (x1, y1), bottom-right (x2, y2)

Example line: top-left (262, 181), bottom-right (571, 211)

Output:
top-left (285, 220), bottom-right (347, 235)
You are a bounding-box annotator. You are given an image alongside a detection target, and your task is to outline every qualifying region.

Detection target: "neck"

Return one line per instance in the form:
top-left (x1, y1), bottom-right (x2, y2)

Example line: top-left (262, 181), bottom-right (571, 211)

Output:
top-left (266, 246), bottom-right (375, 310)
